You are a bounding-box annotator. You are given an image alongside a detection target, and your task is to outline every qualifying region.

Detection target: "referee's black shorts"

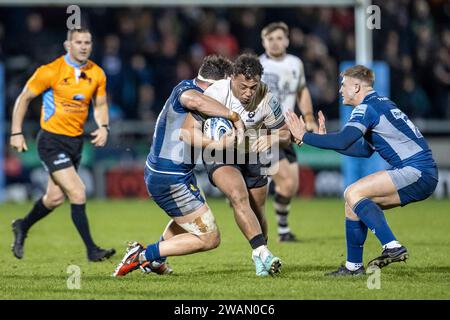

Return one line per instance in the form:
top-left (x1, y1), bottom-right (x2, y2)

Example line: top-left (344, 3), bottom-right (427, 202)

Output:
top-left (37, 130), bottom-right (83, 173)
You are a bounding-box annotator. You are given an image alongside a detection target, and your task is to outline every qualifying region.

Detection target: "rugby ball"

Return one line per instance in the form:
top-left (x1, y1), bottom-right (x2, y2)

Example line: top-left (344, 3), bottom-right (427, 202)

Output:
top-left (203, 117), bottom-right (233, 141)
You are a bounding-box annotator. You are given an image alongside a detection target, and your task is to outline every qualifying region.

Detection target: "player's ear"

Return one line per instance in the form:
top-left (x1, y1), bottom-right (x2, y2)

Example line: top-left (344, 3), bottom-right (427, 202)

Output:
top-left (284, 36), bottom-right (290, 48)
top-left (262, 37), bottom-right (268, 49)
top-left (64, 40), bottom-right (70, 52)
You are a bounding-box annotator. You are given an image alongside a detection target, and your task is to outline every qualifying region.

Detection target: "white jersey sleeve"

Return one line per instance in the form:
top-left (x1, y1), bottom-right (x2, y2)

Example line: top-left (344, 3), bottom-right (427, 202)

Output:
top-left (297, 59), bottom-right (306, 91)
top-left (261, 91), bottom-right (285, 129)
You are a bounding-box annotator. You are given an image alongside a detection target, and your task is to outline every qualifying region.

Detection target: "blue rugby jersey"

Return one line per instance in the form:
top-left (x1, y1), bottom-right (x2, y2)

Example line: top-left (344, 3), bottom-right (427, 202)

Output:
top-left (345, 91), bottom-right (436, 171)
top-left (146, 79), bottom-right (202, 175)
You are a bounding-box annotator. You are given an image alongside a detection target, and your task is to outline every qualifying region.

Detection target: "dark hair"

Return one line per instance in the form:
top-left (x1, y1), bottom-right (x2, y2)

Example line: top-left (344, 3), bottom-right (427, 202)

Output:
top-left (67, 28), bottom-right (91, 41)
top-left (198, 55), bottom-right (233, 81)
top-left (341, 65), bottom-right (375, 86)
top-left (233, 53), bottom-right (263, 80)
top-left (261, 21), bottom-right (289, 38)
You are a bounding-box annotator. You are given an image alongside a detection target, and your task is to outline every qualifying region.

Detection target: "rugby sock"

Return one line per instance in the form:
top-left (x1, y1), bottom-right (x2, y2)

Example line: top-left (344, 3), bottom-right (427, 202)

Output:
top-left (145, 242), bottom-right (161, 262)
top-left (250, 234), bottom-right (270, 261)
top-left (346, 261), bottom-right (364, 271)
top-left (274, 193), bottom-right (291, 234)
top-left (21, 198), bottom-right (53, 232)
top-left (253, 245), bottom-right (271, 263)
top-left (71, 204), bottom-right (96, 250)
top-left (156, 236), bottom-right (167, 263)
top-left (249, 234), bottom-right (267, 249)
top-left (353, 198), bottom-right (396, 246)
top-left (345, 219), bottom-right (368, 266)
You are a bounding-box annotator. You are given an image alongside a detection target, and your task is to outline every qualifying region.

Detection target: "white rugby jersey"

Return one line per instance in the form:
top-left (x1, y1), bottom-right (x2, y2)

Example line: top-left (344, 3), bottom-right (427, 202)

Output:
top-left (259, 53), bottom-right (306, 113)
top-left (203, 78), bottom-right (285, 150)
top-left (203, 79), bottom-right (284, 131)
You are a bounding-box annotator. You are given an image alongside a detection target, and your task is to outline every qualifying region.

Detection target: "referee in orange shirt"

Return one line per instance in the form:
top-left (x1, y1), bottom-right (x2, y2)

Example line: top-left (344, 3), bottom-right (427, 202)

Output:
top-left (10, 28), bottom-right (115, 262)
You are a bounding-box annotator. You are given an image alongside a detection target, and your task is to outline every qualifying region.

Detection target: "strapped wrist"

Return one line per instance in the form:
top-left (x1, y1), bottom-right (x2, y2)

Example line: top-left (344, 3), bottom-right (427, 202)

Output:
top-left (228, 111), bottom-right (240, 122)
top-left (303, 113), bottom-right (315, 122)
top-left (11, 132), bottom-right (23, 137)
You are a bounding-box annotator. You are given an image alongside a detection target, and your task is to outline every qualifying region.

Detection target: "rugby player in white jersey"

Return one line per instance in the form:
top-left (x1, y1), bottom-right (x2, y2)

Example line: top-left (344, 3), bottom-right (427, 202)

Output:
top-left (260, 22), bottom-right (318, 242)
top-left (181, 53), bottom-right (291, 276)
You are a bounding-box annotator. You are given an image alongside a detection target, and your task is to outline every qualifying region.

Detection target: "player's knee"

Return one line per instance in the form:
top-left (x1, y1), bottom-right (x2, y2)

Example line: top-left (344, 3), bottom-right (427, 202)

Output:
top-left (44, 193), bottom-right (65, 209)
top-left (66, 186), bottom-right (86, 204)
top-left (228, 189), bottom-right (249, 209)
top-left (178, 209), bottom-right (219, 251)
top-left (277, 177), bottom-right (298, 197)
top-left (202, 229), bottom-right (221, 251)
top-left (344, 184), bottom-right (362, 207)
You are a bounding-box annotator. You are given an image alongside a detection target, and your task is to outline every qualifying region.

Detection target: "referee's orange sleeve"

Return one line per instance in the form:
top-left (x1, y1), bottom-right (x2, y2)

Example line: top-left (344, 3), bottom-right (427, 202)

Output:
top-left (95, 70), bottom-right (107, 97)
top-left (26, 66), bottom-right (53, 95)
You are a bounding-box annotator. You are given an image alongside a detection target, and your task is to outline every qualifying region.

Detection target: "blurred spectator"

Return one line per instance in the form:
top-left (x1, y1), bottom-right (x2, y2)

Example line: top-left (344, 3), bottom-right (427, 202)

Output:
top-left (122, 54), bottom-right (154, 119)
top-left (201, 18), bottom-right (239, 58)
top-left (101, 34), bottom-right (124, 108)
top-left (432, 47), bottom-right (450, 118)
top-left (19, 13), bottom-right (53, 65)
top-left (118, 14), bottom-right (138, 59)
top-left (137, 84), bottom-right (156, 121)
top-left (394, 75), bottom-right (431, 118)
top-left (233, 9), bottom-right (263, 53)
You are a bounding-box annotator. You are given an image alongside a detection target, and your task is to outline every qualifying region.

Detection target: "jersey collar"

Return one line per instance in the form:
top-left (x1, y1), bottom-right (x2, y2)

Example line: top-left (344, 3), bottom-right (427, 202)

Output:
top-left (192, 78), bottom-right (204, 93)
top-left (64, 53), bottom-right (88, 69)
top-left (362, 90), bottom-right (377, 103)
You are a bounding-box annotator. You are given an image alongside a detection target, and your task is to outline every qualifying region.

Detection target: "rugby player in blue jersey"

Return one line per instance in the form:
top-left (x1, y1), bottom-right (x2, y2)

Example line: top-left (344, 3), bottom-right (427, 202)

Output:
top-left (286, 65), bottom-right (438, 276)
top-left (113, 55), bottom-right (245, 276)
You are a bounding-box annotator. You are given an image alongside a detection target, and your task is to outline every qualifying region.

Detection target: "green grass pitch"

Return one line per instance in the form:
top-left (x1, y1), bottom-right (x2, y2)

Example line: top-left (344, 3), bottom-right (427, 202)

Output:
top-left (0, 198), bottom-right (449, 299)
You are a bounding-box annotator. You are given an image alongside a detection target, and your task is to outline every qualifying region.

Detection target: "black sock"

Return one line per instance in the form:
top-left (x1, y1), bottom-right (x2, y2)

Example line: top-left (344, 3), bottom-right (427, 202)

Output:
top-left (249, 234), bottom-right (267, 249)
top-left (71, 204), bottom-right (96, 251)
top-left (21, 198), bottom-right (53, 233)
top-left (274, 193), bottom-right (291, 233)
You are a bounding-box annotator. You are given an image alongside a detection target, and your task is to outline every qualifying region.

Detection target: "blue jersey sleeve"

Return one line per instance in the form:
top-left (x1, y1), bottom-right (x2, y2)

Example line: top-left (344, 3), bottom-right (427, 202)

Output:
top-left (336, 138), bottom-right (375, 158)
top-left (303, 126), bottom-right (363, 150)
top-left (171, 81), bottom-right (202, 113)
top-left (345, 103), bottom-right (378, 134)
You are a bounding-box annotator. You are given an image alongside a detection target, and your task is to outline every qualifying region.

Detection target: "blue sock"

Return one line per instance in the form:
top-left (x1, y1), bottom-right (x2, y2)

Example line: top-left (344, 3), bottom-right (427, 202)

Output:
top-left (145, 242), bottom-right (161, 262)
top-left (157, 236), bottom-right (166, 263)
top-left (353, 198), bottom-right (396, 246)
top-left (346, 219), bottom-right (368, 264)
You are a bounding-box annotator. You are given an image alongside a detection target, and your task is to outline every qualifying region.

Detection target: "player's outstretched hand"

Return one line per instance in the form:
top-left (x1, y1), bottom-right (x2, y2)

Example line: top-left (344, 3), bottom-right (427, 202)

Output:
top-left (285, 111), bottom-right (306, 142)
top-left (10, 134), bottom-right (28, 152)
top-left (91, 127), bottom-right (108, 147)
top-left (318, 110), bottom-right (327, 135)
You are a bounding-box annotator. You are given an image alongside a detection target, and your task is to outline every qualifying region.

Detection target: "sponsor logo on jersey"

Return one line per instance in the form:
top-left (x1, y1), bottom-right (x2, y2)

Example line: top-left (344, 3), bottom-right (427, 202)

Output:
top-left (60, 77), bottom-right (71, 85)
top-left (268, 96), bottom-right (282, 119)
top-left (246, 111), bottom-right (256, 122)
top-left (350, 104), bottom-right (367, 119)
top-left (73, 94), bottom-right (85, 101)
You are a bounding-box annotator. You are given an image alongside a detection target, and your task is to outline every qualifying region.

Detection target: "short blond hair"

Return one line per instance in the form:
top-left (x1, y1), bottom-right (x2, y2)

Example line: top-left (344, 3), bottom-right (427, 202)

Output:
top-left (261, 22), bottom-right (289, 39)
top-left (341, 65), bottom-right (375, 86)
top-left (67, 28), bottom-right (91, 41)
